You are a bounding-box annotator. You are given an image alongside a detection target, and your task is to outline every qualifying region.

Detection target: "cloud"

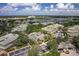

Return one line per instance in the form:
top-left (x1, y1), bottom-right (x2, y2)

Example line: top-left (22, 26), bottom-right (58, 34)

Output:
top-left (7, 3), bottom-right (41, 11)
top-left (14, 8), bottom-right (18, 11)
top-left (56, 3), bottom-right (75, 9)
top-left (50, 4), bottom-right (54, 11)
top-left (0, 3), bottom-right (36, 13)
top-left (0, 3), bottom-right (19, 13)
top-left (56, 3), bottom-right (65, 8)
top-left (25, 7), bottom-right (31, 10)
top-left (50, 4), bottom-right (54, 8)
top-left (44, 7), bottom-right (49, 11)
top-left (0, 3), bottom-right (76, 15)
top-left (20, 3), bottom-right (41, 11)
top-left (32, 4), bottom-right (41, 10)
top-left (7, 3), bottom-right (33, 7)
top-left (69, 4), bottom-right (74, 9)
top-left (3, 5), bottom-right (13, 10)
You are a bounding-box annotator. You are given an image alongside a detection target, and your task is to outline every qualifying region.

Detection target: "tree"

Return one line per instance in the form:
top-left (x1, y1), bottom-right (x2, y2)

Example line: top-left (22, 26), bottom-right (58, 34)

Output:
top-left (45, 38), bottom-right (60, 56)
top-left (26, 24), bottom-right (45, 34)
top-left (46, 34), bottom-right (60, 56)
top-left (28, 39), bottom-right (36, 45)
top-left (44, 33), bottom-right (53, 42)
top-left (15, 32), bottom-right (29, 48)
top-left (72, 36), bottom-right (79, 49)
top-left (28, 45), bottom-right (39, 56)
top-left (8, 20), bottom-right (15, 28)
top-left (47, 39), bottom-right (58, 52)
top-left (62, 27), bottom-right (68, 42)
top-left (0, 20), bottom-right (15, 35)
top-left (0, 21), bottom-right (8, 34)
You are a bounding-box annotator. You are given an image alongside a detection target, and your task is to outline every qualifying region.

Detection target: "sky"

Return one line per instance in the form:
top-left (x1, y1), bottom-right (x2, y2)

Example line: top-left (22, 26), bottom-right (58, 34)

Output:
top-left (0, 3), bottom-right (79, 16)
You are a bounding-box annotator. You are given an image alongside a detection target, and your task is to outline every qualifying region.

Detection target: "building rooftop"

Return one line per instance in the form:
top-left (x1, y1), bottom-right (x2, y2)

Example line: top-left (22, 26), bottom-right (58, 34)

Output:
top-left (11, 24), bottom-right (28, 32)
top-left (58, 42), bottom-right (75, 49)
top-left (28, 32), bottom-right (45, 41)
top-left (0, 33), bottom-right (19, 46)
